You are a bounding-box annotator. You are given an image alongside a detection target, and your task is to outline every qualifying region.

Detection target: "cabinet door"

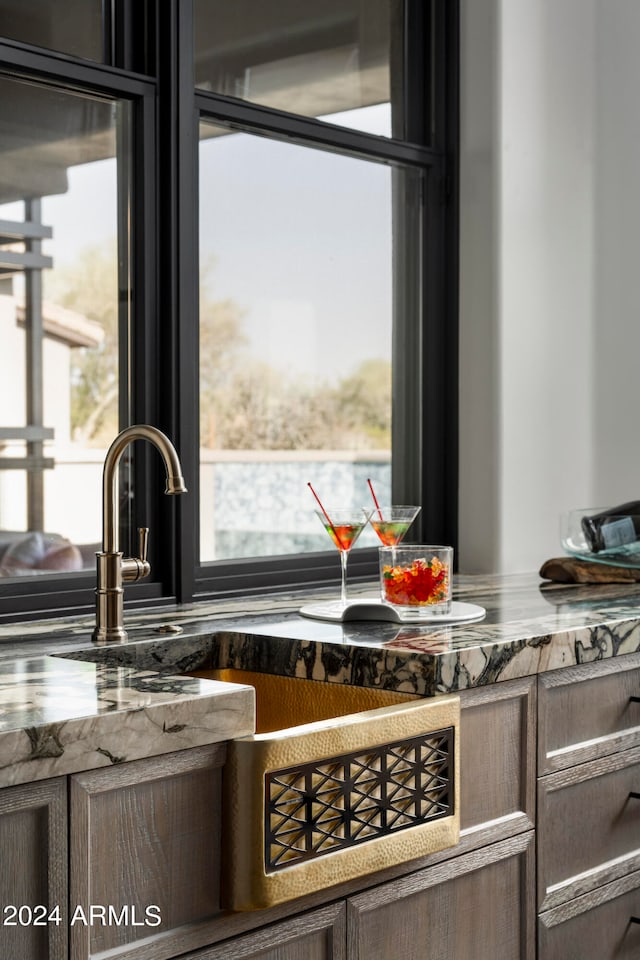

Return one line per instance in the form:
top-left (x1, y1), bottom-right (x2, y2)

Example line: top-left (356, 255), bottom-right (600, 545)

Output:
top-left (459, 677), bottom-right (536, 849)
top-left (0, 777), bottom-right (67, 960)
top-left (70, 743), bottom-right (226, 960)
top-left (347, 832), bottom-right (535, 960)
top-left (180, 903), bottom-right (345, 959)
top-left (539, 870), bottom-right (640, 959)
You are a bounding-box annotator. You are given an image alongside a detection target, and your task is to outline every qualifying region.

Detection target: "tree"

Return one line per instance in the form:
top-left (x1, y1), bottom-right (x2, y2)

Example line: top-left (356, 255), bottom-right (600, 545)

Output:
top-left (208, 358), bottom-right (391, 451)
top-left (47, 244), bottom-right (248, 448)
top-left (48, 243), bottom-right (391, 452)
top-left (45, 242), bottom-right (119, 445)
top-left (199, 287), bottom-right (247, 448)
top-left (333, 358), bottom-right (391, 448)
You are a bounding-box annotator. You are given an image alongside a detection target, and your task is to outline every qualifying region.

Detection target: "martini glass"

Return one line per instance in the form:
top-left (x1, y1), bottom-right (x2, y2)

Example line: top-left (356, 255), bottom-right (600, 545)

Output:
top-left (314, 506), bottom-right (371, 606)
top-left (369, 505), bottom-right (421, 546)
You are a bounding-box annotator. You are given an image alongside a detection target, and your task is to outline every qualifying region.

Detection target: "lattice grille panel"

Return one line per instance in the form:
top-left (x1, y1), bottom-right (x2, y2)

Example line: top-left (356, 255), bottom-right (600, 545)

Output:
top-left (265, 727), bottom-right (454, 871)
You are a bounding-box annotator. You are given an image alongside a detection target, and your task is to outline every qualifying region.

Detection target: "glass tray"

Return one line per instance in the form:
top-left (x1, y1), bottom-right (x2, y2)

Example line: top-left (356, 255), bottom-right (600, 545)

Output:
top-left (562, 508), bottom-right (640, 569)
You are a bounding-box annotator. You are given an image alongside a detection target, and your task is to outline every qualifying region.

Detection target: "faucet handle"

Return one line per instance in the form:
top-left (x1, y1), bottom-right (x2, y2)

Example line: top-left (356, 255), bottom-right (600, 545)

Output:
top-left (138, 527), bottom-right (149, 564)
top-left (121, 528), bottom-right (151, 584)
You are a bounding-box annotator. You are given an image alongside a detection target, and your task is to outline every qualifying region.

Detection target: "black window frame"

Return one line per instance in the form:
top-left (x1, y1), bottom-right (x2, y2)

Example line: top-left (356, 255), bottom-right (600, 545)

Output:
top-left (0, 32), bottom-right (164, 621)
top-left (180, 0), bottom-right (460, 601)
top-left (0, 0), bottom-right (458, 623)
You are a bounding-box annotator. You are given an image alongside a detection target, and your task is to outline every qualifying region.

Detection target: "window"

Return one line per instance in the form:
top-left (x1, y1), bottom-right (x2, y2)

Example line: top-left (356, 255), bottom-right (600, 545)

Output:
top-left (198, 122), bottom-right (404, 562)
top-left (0, 0), bottom-right (104, 62)
top-left (0, 75), bottom-right (133, 585)
top-left (194, 0), bottom-right (400, 136)
top-left (0, 1), bottom-right (457, 622)
top-left (193, 1), bottom-right (457, 595)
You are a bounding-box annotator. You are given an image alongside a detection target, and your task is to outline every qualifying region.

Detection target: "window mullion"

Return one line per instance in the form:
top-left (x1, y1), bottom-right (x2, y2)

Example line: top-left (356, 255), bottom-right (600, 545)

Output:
top-left (195, 89), bottom-right (441, 170)
top-left (155, 0), bottom-right (198, 602)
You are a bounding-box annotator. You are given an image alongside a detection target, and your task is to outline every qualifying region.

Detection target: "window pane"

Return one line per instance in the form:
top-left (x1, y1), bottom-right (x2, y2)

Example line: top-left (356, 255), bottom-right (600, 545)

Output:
top-left (194, 0), bottom-right (402, 137)
top-left (0, 77), bottom-right (129, 578)
top-left (198, 120), bottom-right (408, 562)
top-left (0, 0), bottom-right (104, 62)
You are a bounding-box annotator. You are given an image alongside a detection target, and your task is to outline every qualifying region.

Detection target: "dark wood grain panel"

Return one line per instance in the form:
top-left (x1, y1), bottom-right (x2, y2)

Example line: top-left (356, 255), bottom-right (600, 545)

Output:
top-left (538, 653), bottom-right (640, 774)
top-left (177, 903), bottom-right (346, 960)
top-left (0, 777), bottom-right (67, 960)
top-left (347, 832), bottom-right (535, 960)
top-left (538, 745), bottom-right (640, 910)
top-left (70, 743), bottom-right (226, 960)
top-left (459, 677), bottom-right (536, 839)
top-left (539, 869), bottom-right (640, 959)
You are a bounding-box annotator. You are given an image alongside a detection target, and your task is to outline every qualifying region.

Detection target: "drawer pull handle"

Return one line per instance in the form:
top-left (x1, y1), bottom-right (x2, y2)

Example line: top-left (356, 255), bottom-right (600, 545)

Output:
top-left (631, 917), bottom-right (640, 924)
top-left (630, 792), bottom-right (640, 800)
top-left (631, 696), bottom-right (640, 703)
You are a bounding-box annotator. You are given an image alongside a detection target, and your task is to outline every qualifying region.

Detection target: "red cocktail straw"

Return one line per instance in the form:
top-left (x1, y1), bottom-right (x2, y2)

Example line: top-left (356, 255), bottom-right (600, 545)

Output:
top-left (307, 482), bottom-right (332, 524)
top-left (367, 478), bottom-right (384, 521)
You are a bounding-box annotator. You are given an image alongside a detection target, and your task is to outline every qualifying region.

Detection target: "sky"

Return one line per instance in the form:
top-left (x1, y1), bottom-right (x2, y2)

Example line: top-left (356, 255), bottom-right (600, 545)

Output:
top-left (198, 115), bottom-right (393, 380)
top-left (1, 103), bottom-right (395, 383)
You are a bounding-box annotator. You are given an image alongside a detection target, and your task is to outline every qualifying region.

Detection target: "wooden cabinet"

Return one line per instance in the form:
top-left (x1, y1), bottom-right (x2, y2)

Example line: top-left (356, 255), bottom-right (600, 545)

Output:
top-left (58, 674), bottom-right (536, 960)
top-left (179, 904), bottom-right (346, 959)
top-left (538, 872), bottom-right (640, 960)
top-left (347, 832), bottom-right (535, 960)
top-left (458, 676), bottom-right (536, 851)
top-left (0, 777), bottom-right (67, 960)
top-left (537, 654), bottom-right (640, 958)
top-left (537, 652), bottom-right (640, 774)
top-left (70, 742), bottom-right (226, 960)
top-left (538, 747), bottom-right (640, 910)
top-left (342, 674), bottom-right (538, 960)
top-left (4, 657), bottom-right (639, 960)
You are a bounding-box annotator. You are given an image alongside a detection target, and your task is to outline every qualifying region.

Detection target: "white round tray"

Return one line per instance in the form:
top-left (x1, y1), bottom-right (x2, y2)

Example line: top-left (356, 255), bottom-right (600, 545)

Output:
top-left (299, 599), bottom-right (486, 624)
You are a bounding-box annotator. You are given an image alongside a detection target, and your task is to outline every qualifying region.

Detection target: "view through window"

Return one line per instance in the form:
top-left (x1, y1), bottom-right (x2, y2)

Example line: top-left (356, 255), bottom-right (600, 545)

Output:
top-left (194, 0), bottom-right (400, 137)
top-left (198, 120), bottom-right (402, 561)
top-left (0, 76), bottom-right (128, 579)
top-left (0, 0), bottom-right (104, 63)
top-left (195, 0), bottom-right (414, 566)
top-left (0, 1), bottom-right (456, 615)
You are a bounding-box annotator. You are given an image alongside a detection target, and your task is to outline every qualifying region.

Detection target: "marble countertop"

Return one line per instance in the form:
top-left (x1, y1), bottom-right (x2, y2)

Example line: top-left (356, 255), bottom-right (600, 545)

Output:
top-left (1, 571), bottom-right (640, 788)
top-left (0, 656), bottom-right (254, 788)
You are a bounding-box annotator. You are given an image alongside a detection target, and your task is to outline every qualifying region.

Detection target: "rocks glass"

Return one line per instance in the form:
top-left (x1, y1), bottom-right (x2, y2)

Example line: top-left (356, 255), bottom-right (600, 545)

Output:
top-left (379, 545), bottom-right (453, 617)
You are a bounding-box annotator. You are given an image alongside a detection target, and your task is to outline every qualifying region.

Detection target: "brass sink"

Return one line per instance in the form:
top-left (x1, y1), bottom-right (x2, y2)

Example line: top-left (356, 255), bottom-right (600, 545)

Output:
top-left (188, 669), bottom-right (460, 911)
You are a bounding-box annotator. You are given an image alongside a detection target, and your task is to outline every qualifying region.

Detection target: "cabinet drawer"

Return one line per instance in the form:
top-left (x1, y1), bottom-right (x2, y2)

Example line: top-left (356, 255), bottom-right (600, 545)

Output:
top-left (538, 746), bottom-right (640, 910)
top-left (539, 869), bottom-right (640, 960)
top-left (538, 653), bottom-right (640, 774)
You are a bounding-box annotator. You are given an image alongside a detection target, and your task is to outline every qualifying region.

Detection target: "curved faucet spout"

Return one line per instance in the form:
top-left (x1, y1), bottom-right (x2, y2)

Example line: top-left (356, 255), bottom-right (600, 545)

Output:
top-left (102, 424), bottom-right (187, 554)
top-left (93, 424), bottom-right (187, 644)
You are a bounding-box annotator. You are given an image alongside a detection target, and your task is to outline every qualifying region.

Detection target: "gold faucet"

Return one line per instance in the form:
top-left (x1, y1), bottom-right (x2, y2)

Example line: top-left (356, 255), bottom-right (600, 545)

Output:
top-left (92, 425), bottom-right (187, 644)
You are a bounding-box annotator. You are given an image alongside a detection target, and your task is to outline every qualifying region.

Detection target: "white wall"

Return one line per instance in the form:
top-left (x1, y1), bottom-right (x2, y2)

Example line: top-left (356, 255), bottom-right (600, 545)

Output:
top-left (592, 4), bottom-right (640, 503)
top-left (0, 296), bottom-right (29, 530)
top-left (458, 0), bottom-right (502, 572)
top-left (0, 294), bottom-right (102, 543)
top-left (459, 0), bottom-right (640, 573)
